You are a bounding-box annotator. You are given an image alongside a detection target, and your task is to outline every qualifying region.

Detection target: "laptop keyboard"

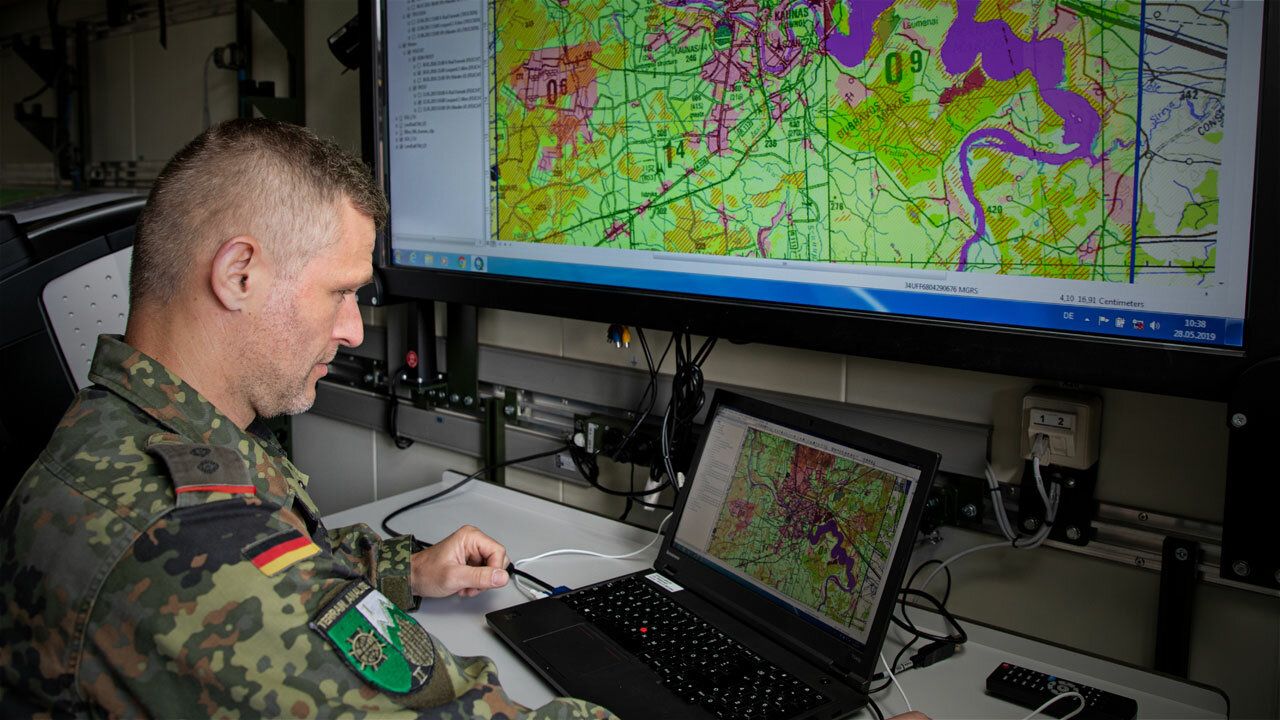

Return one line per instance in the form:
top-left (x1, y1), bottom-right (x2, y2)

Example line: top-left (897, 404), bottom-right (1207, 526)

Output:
top-left (561, 576), bottom-right (829, 719)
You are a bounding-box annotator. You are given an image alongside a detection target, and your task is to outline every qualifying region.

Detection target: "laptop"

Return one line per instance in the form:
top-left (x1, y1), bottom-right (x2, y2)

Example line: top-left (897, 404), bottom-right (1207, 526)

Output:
top-left (488, 390), bottom-right (940, 719)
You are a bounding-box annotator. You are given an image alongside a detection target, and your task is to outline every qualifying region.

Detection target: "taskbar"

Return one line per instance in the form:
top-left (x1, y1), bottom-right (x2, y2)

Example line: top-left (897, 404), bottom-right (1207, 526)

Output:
top-left (390, 250), bottom-right (1244, 350)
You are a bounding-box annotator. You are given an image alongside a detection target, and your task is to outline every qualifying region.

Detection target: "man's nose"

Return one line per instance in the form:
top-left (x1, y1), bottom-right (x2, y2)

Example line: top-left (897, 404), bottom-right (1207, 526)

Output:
top-left (335, 294), bottom-right (364, 348)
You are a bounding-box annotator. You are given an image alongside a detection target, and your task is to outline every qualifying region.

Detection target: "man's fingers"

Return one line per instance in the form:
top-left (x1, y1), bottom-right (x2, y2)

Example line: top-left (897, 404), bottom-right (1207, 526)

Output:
top-left (461, 527), bottom-right (508, 569)
top-left (447, 564), bottom-right (508, 593)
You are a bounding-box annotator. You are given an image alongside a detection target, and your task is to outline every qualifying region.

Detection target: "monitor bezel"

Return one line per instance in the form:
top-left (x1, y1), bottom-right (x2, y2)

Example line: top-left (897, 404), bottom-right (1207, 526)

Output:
top-left (369, 0), bottom-right (1279, 402)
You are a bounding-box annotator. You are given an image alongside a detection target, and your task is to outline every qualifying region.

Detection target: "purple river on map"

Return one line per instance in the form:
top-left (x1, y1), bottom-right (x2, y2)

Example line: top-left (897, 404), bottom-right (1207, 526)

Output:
top-left (659, 0), bottom-right (1106, 271)
top-left (808, 517), bottom-right (860, 606)
top-left (828, 0), bottom-right (1104, 270)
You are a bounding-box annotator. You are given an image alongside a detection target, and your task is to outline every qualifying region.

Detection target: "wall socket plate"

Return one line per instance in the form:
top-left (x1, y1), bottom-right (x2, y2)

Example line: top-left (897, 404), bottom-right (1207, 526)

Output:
top-left (1020, 389), bottom-right (1103, 470)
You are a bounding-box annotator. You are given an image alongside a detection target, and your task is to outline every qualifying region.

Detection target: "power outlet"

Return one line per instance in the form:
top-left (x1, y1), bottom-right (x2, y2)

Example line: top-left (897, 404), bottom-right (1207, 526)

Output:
top-left (1020, 389), bottom-right (1102, 470)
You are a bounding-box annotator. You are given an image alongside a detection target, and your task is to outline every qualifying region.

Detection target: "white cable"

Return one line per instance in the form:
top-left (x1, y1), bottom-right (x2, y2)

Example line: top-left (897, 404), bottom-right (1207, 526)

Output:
top-left (1018, 690), bottom-right (1085, 720)
top-left (1032, 455), bottom-right (1053, 509)
top-left (516, 513), bottom-right (672, 567)
top-left (922, 478), bottom-right (1062, 594)
top-left (512, 513), bottom-right (674, 599)
top-left (879, 651), bottom-right (912, 712)
top-left (985, 463), bottom-right (1017, 541)
top-left (920, 539), bottom-right (1009, 595)
top-left (513, 573), bottom-right (544, 600)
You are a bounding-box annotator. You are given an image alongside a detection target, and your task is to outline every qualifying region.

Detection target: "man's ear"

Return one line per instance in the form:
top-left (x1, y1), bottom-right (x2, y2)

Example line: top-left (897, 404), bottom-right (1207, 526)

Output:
top-left (210, 235), bottom-right (268, 311)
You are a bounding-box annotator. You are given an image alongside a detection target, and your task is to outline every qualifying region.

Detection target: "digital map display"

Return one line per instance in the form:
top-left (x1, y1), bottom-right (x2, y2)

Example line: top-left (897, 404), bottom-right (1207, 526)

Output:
top-left (702, 426), bottom-right (912, 637)
top-left (492, 0), bottom-right (1232, 284)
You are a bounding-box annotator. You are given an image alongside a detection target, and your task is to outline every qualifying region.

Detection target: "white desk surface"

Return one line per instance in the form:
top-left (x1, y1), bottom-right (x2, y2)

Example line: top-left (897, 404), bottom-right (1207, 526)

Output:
top-left (326, 480), bottom-right (1228, 719)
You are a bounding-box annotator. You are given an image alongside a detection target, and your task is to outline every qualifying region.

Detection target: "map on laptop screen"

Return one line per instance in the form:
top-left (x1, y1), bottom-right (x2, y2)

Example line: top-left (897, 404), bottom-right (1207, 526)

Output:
top-left (675, 407), bottom-right (921, 643)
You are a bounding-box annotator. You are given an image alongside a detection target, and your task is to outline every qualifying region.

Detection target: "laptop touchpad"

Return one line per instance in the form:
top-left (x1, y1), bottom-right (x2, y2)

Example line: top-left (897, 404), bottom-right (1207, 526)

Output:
top-left (526, 623), bottom-right (629, 676)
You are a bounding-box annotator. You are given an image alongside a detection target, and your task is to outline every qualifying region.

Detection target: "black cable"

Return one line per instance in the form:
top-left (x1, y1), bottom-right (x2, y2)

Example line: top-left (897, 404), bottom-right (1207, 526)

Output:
top-left (569, 438), bottom-right (675, 504)
top-left (379, 444), bottom-right (572, 596)
top-left (868, 632), bottom-right (923, 695)
top-left (387, 364), bottom-right (414, 449)
top-left (381, 443), bottom-right (570, 537)
top-left (18, 80), bottom-right (52, 105)
top-left (891, 588), bottom-right (969, 645)
top-left (908, 559), bottom-right (953, 606)
top-left (869, 563), bottom-right (964, 695)
top-left (406, 537), bottom-right (556, 594)
top-left (506, 565), bottom-right (554, 592)
top-left (866, 697), bottom-right (886, 720)
top-left (611, 328), bottom-right (669, 454)
top-left (658, 331), bottom-right (716, 492)
top-left (619, 464), bottom-right (637, 521)
top-left (570, 327), bottom-right (676, 503)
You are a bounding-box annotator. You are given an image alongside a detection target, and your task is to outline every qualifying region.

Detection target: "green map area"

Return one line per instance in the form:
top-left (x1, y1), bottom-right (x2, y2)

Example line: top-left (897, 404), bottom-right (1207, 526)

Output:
top-left (491, 0), bottom-right (1229, 283)
top-left (705, 428), bottom-right (910, 635)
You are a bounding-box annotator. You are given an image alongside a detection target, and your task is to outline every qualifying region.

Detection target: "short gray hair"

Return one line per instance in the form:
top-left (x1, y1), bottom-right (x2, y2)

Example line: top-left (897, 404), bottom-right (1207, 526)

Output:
top-left (130, 118), bottom-right (387, 306)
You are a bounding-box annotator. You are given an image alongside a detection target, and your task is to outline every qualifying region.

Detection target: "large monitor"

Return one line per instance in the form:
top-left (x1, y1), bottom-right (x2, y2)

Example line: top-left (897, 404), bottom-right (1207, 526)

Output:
top-left (372, 0), bottom-right (1278, 399)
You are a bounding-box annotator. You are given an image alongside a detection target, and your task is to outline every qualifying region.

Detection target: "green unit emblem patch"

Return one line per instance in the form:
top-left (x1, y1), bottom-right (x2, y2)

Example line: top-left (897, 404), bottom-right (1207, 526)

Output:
top-left (310, 580), bottom-right (436, 694)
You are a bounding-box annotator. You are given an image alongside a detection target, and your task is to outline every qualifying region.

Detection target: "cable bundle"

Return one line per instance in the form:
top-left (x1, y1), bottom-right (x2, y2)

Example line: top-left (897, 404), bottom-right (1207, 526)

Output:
top-left (569, 328), bottom-right (677, 514)
top-left (659, 331), bottom-right (717, 492)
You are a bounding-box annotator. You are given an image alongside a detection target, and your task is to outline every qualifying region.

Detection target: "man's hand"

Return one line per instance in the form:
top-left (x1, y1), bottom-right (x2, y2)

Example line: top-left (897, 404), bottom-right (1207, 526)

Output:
top-left (888, 713), bottom-right (931, 720)
top-left (411, 525), bottom-right (510, 598)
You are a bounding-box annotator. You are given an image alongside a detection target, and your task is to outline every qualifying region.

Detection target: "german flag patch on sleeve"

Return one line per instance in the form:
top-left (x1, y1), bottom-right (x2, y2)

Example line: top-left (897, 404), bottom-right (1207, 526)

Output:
top-left (243, 529), bottom-right (321, 576)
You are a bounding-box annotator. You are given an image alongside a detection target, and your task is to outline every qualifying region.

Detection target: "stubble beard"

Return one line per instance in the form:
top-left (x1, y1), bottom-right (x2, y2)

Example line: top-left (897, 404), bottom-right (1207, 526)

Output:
top-left (248, 290), bottom-right (328, 419)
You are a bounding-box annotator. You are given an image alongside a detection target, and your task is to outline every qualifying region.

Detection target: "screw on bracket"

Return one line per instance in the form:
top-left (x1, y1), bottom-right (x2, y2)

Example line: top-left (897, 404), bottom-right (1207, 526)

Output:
top-left (960, 503), bottom-right (978, 519)
top-left (1065, 526), bottom-right (1081, 541)
top-left (1232, 560), bottom-right (1251, 577)
top-left (1174, 547), bottom-right (1189, 562)
top-left (1230, 412), bottom-right (1247, 428)
top-left (1023, 517), bottom-right (1041, 532)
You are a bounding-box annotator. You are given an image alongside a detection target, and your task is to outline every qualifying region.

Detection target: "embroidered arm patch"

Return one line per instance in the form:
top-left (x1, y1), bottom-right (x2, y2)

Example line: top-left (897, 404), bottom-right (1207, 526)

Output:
top-left (310, 580), bottom-right (437, 695)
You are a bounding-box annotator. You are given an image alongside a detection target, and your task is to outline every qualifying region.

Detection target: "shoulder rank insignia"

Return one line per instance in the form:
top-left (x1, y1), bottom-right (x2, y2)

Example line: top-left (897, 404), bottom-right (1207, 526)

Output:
top-left (146, 434), bottom-right (255, 507)
top-left (243, 528), bottom-right (321, 576)
top-left (310, 580), bottom-right (437, 694)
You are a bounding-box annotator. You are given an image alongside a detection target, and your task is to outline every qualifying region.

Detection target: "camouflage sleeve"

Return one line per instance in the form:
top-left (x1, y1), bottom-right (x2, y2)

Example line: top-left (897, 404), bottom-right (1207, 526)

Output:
top-left (80, 498), bottom-right (617, 719)
top-left (327, 521), bottom-right (418, 610)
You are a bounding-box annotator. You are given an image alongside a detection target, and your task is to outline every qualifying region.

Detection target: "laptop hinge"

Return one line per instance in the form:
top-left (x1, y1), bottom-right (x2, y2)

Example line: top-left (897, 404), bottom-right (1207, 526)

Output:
top-left (828, 657), bottom-right (859, 680)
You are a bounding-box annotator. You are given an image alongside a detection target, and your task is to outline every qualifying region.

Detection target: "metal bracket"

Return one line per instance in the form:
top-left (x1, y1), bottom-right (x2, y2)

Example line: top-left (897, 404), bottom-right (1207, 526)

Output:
top-left (1154, 536), bottom-right (1200, 677)
top-left (918, 472), bottom-right (987, 536)
top-left (1220, 356), bottom-right (1280, 589)
top-left (406, 299), bottom-right (438, 388)
top-left (236, 0), bottom-right (305, 124)
top-left (10, 27), bottom-right (86, 185)
top-left (1016, 460), bottom-right (1098, 546)
top-left (445, 304), bottom-right (479, 412)
top-left (483, 398), bottom-right (506, 486)
top-left (10, 34), bottom-right (60, 86)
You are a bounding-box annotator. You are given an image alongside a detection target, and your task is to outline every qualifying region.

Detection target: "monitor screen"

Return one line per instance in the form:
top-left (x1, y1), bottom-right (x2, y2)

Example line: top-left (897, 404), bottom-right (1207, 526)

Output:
top-left (672, 405), bottom-right (923, 646)
top-left (383, 0), bottom-right (1264, 350)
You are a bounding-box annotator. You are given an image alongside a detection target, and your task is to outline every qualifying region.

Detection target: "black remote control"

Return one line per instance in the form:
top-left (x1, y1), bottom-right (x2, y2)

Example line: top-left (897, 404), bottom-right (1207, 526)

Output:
top-left (986, 662), bottom-right (1138, 719)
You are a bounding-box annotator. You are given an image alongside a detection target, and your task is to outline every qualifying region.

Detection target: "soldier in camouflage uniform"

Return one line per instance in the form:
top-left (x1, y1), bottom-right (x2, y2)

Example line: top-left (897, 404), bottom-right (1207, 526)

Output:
top-left (0, 119), bottom-right (616, 719)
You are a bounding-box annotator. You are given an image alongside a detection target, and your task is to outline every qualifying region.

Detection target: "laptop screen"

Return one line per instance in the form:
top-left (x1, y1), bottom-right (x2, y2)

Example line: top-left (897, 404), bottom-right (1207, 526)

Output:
top-left (672, 405), bottom-right (923, 646)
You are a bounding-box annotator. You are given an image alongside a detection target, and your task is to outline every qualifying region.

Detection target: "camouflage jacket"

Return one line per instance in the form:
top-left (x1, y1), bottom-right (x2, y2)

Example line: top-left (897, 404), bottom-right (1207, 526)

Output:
top-left (0, 335), bottom-right (615, 719)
